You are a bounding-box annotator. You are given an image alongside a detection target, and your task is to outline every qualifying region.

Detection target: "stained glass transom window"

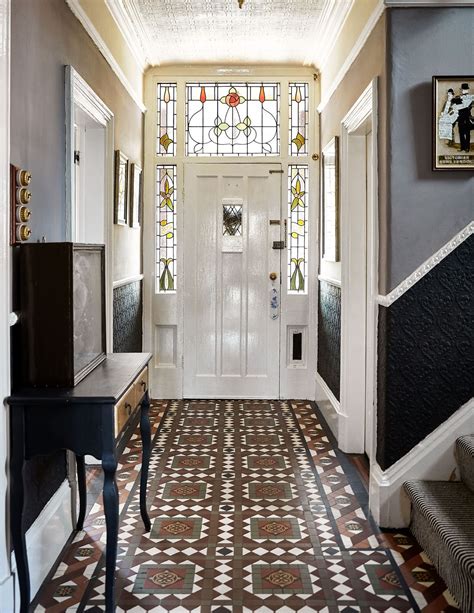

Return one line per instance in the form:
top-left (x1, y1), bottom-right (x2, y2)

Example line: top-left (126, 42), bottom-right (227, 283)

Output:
top-left (186, 83), bottom-right (280, 156)
top-left (288, 165), bottom-right (308, 294)
top-left (156, 165), bottom-right (177, 293)
top-left (157, 83), bottom-right (177, 156)
top-left (289, 83), bottom-right (309, 156)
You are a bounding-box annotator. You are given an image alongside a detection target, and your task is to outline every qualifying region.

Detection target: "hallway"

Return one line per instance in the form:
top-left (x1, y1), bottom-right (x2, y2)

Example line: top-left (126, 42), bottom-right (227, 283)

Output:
top-left (34, 401), bottom-right (456, 612)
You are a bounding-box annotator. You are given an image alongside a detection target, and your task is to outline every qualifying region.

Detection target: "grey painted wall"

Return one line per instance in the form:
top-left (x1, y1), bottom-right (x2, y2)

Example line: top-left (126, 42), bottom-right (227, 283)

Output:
top-left (10, 0), bottom-right (143, 282)
top-left (386, 8), bottom-right (474, 292)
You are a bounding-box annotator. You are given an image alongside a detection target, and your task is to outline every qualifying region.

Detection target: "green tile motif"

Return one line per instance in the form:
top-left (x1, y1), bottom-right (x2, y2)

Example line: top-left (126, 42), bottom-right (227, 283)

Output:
top-left (252, 564), bottom-right (313, 594)
top-left (151, 517), bottom-right (203, 540)
top-left (250, 517), bottom-right (301, 540)
top-left (133, 564), bottom-right (195, 594)
top-left (248, 482), bottom-right (293, 500)
top-left (162, 482), bottom-right (208, 499)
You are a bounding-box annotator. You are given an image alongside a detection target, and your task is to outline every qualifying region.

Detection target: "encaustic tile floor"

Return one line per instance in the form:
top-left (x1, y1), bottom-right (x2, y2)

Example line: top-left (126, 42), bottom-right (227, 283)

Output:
top-left (34, 401), bottom-right (460, 612)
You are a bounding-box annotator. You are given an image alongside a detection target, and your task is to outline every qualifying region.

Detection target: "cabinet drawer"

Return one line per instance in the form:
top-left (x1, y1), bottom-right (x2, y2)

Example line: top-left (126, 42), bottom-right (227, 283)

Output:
top-left (133, 366), bottom-right (148, 406)
top-left (114, 386), bottom-right (135, 438)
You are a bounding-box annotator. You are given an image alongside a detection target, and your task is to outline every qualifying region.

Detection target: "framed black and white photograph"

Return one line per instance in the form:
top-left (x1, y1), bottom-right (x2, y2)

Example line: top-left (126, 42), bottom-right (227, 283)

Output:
top-left (114, 150), bottom-right (128, 225)
top-left (129, 163), bottom-right (142, 228)
top-left (433, 76), bottom-right (474, 170)
top-left (321, 136), bottom-right (339, 262)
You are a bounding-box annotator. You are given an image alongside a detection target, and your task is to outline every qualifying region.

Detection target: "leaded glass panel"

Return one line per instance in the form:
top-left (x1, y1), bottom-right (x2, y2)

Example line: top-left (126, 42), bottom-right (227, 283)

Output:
top-left (156, 165), bottom-right (177, 293)
top-left (288, 165), bottom-right (308, 294)
top-left (289, 83), bottom-right (309, 156)
top-left (157, 83), bottom-right (177, 155)
top-left (223, 204), bottom-right (242, 236)
top-left (186, 83), bottom-right (280, 156)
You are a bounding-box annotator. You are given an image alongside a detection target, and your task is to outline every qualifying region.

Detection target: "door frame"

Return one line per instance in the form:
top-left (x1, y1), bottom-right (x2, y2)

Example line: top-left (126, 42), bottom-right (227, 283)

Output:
top-left (143, 66), bottom-right (318, 400)
top-left (65, 66), bottom-right (115, 352)
top-left (339, 79), bottom-right (378, 458)
top-left (182, 161), bottom-right (283, 399)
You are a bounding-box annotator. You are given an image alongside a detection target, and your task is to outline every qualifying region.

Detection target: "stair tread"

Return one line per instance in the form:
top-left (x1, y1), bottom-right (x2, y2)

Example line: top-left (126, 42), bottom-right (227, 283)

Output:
top-left (404, 480), bottom-right (474, 570)
top-left (457, 435), bottom-right (474, 496)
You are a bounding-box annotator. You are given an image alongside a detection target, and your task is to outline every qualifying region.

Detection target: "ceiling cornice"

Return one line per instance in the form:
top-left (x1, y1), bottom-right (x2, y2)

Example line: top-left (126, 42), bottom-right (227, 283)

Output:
top-left (318, 0), bottom-right (385, 113)
top-left (65, 0), bottom-right (146, 111)
top-left (104, 0), bottom-right (151, 70)
top-left (306, 0), bottom-right (354, 69)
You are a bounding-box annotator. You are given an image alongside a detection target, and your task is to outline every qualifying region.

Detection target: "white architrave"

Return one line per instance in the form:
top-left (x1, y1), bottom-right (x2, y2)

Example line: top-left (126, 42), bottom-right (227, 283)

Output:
top-left (0, 0), bottom-right (14, 608)
top-left (339, 80), bottom-right (378, 460)
top-left (65, 66), bottom-right (115, 353)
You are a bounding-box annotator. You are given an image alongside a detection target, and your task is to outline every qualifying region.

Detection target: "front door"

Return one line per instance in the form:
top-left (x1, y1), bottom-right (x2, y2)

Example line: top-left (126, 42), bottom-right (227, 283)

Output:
top-left (184, 163), bottom-right (282, 398)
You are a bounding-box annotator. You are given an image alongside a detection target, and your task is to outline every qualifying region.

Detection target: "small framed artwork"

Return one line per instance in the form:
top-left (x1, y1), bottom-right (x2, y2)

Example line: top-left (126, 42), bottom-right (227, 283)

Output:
top-left (321, 136), bottom-right (340, 262)
top-left (433, 76), bottom-right (474, 170)
top-left (129, 163), bottom-right (142, 228)
top-left (114, 150), bottom-right (128, 225)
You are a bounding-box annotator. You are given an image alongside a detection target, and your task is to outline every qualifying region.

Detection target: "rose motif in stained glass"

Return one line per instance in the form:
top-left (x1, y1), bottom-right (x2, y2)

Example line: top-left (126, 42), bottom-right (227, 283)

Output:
top-left (221, 87), bottom-right (245, 107)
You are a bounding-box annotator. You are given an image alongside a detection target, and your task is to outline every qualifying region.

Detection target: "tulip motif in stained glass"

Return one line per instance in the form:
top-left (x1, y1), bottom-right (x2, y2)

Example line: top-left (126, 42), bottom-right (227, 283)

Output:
top-left (288, 165), bottom-right (308, 294)
top-left (156, 165), bottom-right (177, 292)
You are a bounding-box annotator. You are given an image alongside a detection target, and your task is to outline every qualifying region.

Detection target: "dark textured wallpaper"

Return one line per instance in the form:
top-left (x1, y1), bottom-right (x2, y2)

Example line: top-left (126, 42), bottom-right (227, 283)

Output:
top-left (377, 234), bottom-right (474, 470)
top-left (317, 280), bottom-right (341, 401)
top-left (113, 281), bottom-right (143, 353)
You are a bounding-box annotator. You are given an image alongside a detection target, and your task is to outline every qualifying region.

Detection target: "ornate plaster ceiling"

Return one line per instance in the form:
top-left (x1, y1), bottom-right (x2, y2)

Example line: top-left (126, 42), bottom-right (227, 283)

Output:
top-left (106, 0), bottom-right (353, 68)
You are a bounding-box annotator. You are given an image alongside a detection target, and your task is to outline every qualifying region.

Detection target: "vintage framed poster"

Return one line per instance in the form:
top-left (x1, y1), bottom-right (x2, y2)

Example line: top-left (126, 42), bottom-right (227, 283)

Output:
top-left (433, 76), bottom-right (474, 170)
top-left (114, 150), bottom-right (129, 225)
top-left (129, 163), bottom-right (142, 228)
top-left (321, 136), bottom-right (340, 262)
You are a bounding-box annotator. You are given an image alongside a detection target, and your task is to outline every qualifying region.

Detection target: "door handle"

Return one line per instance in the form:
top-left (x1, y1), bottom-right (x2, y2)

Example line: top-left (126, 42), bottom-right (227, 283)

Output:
top-left (269, 272), bottom-right (278, 281)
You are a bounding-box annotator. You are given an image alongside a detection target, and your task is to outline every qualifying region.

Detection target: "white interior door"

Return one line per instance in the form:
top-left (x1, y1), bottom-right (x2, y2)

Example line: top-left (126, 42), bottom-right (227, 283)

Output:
top-left (184, 163), bottom-right (282, 398)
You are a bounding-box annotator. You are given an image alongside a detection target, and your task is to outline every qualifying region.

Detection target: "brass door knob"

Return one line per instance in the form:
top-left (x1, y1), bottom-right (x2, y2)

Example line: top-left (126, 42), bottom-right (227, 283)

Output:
top-left (269, 272), bottom-right (277, 281)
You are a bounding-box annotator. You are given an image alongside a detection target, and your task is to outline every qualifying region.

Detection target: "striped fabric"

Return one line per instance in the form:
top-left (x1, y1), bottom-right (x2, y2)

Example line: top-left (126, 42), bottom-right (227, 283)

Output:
top-left (457, 435), bottom-right (474, 494)
top-left (404, 480), bottom-right (474, 613)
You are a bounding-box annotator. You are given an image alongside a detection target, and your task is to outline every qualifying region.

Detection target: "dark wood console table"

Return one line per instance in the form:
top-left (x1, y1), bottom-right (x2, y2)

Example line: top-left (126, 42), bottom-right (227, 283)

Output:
top-left (8, 352), bottom-right (153, 613)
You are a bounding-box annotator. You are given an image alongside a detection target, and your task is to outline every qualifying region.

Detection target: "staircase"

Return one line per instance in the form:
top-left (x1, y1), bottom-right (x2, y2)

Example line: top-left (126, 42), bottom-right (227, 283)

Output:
top-left (404, 435), bottom-right (474, 613)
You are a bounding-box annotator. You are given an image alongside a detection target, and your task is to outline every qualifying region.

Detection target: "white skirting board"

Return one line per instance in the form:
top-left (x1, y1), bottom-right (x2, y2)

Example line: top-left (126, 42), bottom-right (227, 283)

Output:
top-left (11, 480), bottom-right (73, 610)
top-left (369, 397), bottom-right (474, 528)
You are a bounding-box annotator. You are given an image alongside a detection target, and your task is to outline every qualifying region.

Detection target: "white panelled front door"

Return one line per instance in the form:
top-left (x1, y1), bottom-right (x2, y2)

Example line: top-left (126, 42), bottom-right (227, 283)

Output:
top-left (184, 163), bottom-right (282, 398)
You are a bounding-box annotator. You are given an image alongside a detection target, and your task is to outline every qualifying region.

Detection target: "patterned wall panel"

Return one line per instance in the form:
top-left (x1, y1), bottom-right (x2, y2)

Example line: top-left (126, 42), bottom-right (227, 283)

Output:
top-left (377, 235), bottom-right (474, 470)
top-left (113, 280), bottom-right (143, 353)
top-left (317, 280), bottom-right (341, 400)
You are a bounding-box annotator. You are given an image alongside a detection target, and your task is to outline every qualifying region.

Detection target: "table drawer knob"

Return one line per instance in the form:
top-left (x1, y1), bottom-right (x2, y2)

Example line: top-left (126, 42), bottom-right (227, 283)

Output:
top-left (125, 402), bottom-right (132, 415)
top-left (140, 380), bottom-right (147, 390)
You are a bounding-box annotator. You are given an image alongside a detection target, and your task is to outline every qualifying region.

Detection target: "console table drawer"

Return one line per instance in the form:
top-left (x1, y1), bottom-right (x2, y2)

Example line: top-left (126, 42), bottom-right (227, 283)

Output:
top-left (114, 387), bottom-right (135, 437)
top-left (133, 366), bottom-right (148, 406)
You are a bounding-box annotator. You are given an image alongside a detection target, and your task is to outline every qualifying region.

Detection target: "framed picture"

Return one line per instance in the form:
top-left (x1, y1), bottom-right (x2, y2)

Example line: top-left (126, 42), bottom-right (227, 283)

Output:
top-left (114, 150), bottom-right (128, 225)
top-left (129, 163), bottom-right (142, 228)
top-left (321, 136), bottom-right (340, 262)
top-left (433, 76), bottom-right (474, 170)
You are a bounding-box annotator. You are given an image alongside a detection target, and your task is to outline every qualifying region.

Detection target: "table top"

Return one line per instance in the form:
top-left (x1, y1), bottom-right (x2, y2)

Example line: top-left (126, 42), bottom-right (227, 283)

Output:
top-left (8, 353), bottom-right (152, 405)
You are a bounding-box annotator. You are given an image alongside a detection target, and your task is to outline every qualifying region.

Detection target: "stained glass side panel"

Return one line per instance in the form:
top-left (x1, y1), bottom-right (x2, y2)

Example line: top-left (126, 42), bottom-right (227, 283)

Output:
top-left (186, 82), bottom-right (280, 156)
top-left (289, 83), bottom-right (309, 156)
top-left (157, 83), bottom-right (177, 155)
top-left (288, 165), bottom-right (308, 294)
top-left (156, 165), bottom-right (177, 293)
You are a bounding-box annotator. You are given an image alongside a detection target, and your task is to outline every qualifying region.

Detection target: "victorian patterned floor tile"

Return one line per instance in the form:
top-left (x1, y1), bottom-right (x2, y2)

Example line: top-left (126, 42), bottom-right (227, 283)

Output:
top-left (33, 400), bottom-right (458, 612)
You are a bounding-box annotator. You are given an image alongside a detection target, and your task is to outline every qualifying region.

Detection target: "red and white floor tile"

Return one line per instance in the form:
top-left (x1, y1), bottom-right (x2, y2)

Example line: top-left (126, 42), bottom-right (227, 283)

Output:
top-left (33, 400), bottom-right (459, 612)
